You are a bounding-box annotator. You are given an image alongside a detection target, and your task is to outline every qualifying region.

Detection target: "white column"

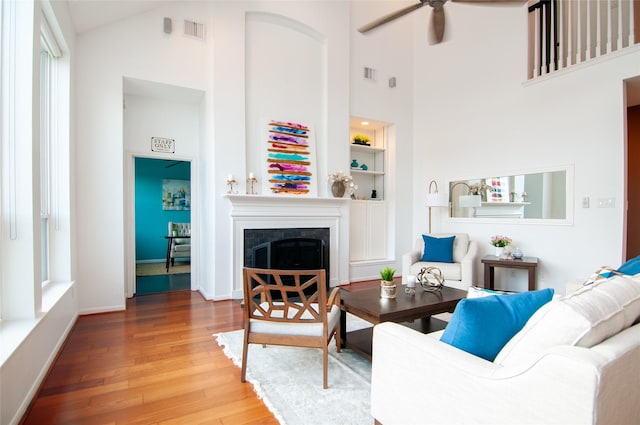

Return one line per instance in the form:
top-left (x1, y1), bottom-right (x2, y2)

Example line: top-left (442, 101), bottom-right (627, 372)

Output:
top-left (575, 0), bottom-right (582, 64)
top-left (1, 0), bottom-right (41, 319)
top-left (629, 0), bottom-right (636, 45)
top-left (596, 0), bottom-right (602, 56)
top-left (606, 0), bottom-right (613, 53)
top-left (567, 0), bottom-right (575, 66)
top-left (586, 0), bottom-right (593, 59)
top-left (558, 0), bottom-right (566, 69)
top-left (617, 0), bottom-right (624, 49)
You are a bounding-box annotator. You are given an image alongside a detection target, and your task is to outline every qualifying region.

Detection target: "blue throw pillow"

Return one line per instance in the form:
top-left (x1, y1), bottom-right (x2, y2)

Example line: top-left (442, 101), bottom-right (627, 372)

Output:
top-left (421, 235), bottom-right (455, 263)
top-left (617, 256), bottom-right (640, 275)
top-left (440, 288), bottom-right (554, 361)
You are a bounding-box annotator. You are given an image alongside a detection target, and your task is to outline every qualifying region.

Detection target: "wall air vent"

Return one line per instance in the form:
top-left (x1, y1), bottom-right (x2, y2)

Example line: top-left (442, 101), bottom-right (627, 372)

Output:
top-left (184, 19), bottom-right (205, 40)
top-left (364, 67), bottom-right (376, 82)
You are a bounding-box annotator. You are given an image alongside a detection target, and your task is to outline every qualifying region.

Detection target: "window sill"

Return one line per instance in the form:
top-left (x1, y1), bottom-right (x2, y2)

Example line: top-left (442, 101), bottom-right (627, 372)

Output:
top-left (0, 281), bottom-right (74, 366)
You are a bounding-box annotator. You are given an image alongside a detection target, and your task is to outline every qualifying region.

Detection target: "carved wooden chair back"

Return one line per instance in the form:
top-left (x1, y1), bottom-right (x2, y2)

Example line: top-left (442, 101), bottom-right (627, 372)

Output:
top-left (241, 267), bottom-right (341, 389)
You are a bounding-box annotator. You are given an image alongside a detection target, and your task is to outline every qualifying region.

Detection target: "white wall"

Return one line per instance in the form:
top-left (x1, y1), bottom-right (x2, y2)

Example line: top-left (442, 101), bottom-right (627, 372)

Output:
top-left (245, 12), bottom-right (325, 196)
top-left (75, 2), bottom-right (212, 310)
top-left (412, 2), bottom-right (640, 293)
top-left (75, 1), bottom-right (351, 308)
top-left (350, 1), bottom-right (415, 273)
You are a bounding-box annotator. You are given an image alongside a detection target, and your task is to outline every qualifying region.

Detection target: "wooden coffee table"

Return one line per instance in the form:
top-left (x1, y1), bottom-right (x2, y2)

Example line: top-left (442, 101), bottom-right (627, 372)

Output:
top-left (339, 285), bottom-right (467, 360)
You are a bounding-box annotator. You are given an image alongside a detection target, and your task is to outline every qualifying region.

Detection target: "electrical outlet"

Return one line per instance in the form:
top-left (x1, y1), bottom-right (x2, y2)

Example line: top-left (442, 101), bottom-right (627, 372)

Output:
top-left (597, 197), bottom-right (615, 208)
top-left (582, 196), bottom-right (590, 208)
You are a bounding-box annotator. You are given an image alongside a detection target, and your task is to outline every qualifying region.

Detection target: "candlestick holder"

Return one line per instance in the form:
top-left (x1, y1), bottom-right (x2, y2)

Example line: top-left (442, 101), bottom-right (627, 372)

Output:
top-left (226, 178), bottom-right (237, 194)
top-left (246, 176), bottom-right (258, 195)
top-left (404, 274), bottom-right (416, 296)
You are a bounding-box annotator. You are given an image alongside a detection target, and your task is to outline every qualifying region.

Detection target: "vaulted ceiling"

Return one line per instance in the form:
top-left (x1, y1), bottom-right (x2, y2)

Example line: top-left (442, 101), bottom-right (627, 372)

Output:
top-left (63, 0), bottom-right (640, 106)
top-left (65, 0), bottom-right (173, 34)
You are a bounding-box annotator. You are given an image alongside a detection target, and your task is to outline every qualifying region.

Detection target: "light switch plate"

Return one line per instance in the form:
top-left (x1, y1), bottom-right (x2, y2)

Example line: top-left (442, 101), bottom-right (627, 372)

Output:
top-left (597, 197), bottom-right (615, 208)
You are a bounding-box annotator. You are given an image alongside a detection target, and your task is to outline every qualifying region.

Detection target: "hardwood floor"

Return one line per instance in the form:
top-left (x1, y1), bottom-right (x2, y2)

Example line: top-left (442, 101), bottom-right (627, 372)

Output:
top-left (20, 291), bottom-right (275, 425)
top-left (20, 281), bottom-right (377, 425)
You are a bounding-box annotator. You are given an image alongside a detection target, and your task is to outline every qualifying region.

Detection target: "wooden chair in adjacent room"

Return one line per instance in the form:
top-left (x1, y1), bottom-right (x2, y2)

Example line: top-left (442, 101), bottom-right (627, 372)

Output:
top-left (241, 267), bottom-right (341, 389)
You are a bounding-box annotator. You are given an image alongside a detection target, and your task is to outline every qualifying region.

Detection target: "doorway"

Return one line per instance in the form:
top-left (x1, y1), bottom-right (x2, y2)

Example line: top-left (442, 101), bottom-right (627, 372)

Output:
top-left (134, 157), bottom-right (191, 295)
top-left (123, 77), bottom-right (203, 298)
top-left (626, 77), bottom-right (640, 260)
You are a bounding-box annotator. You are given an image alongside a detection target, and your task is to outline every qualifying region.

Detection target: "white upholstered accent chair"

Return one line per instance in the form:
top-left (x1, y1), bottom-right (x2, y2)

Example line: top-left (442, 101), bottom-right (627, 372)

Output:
top-left (241, 268), bottom-right (341, 389)
top-left (402, 233), bottom-right (478, 290)
top-left (167, 221), bottom-right (191, 267)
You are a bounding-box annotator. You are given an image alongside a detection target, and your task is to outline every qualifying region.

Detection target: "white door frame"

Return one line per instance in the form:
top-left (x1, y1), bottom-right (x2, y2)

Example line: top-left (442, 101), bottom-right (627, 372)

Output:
top-left (124, 152), bottom-right (197, 298)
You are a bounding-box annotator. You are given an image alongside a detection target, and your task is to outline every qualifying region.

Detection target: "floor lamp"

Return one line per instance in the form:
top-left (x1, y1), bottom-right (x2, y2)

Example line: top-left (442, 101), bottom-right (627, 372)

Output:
top-left (426, 180), bottom-right (449, 233)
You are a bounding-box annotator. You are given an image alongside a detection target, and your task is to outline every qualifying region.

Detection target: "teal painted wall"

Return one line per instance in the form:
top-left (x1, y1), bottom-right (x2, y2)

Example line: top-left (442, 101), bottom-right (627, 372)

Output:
top-left (135, 158), bottom-right (190, 262)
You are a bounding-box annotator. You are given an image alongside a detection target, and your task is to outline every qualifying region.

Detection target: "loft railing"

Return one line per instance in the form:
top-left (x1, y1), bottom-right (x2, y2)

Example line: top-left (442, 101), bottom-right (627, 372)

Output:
top-left (528, 0), bottom-right (638, 79)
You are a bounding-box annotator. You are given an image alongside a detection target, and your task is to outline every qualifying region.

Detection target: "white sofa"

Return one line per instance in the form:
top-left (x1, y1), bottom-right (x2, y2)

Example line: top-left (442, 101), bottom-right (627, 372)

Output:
top-left (402, 233), bottom-right (477, 290)
top-left (371, 274), bottom-right (640, 424)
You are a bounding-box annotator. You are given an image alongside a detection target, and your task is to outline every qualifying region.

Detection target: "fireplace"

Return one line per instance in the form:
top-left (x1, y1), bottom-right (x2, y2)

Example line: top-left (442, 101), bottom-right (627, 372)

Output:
top-left (226, 194), bottom-right (350, 299)
top-left (244, 228), bottom-right (330, 292)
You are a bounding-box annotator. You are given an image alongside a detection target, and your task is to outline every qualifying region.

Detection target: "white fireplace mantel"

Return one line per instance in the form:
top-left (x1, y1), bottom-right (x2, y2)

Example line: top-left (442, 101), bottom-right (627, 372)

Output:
top-left (225, 194), bottom-right (350, 298)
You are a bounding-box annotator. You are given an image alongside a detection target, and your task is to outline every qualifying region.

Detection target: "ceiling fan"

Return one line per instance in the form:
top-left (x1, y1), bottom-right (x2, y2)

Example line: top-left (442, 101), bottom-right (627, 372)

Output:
top-left (358, 0), bottom-right (524, 44)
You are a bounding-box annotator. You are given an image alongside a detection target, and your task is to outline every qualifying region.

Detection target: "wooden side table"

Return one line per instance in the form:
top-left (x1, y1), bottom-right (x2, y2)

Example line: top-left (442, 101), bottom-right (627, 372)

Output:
top-left (481, 255), bottom-right (538, 291)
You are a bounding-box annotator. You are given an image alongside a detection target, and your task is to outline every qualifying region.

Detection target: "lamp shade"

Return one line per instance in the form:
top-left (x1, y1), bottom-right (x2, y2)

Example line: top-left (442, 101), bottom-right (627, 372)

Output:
top-left (459, 195), bottom-right (482, 208)
top-left (426, 192), bottom-right (449, 207)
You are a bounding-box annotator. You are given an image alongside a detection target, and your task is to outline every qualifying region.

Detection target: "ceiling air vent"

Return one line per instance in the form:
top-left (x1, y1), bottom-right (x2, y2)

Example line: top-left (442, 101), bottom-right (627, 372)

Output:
top-left (184, 19), bottom-right (205, 40)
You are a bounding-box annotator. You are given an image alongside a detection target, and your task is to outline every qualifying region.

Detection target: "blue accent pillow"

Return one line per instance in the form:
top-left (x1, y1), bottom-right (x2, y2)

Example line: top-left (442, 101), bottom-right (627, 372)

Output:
top-left (440, 288), bottom-right (554, 361)
top-left (421, 235), bottom-right (455, 263)
top-left (617, 256), bottom-right (640, 275)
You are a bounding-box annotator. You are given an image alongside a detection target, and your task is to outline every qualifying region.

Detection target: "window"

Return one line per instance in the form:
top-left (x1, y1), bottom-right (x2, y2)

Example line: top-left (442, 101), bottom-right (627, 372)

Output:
top-left (39, 16), bottom-right (61, 286)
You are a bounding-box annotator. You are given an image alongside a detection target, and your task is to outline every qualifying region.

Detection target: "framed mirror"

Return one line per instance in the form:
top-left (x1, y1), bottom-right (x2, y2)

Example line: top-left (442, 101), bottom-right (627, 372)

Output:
top-left (449, 165), bottom-right (573, 224)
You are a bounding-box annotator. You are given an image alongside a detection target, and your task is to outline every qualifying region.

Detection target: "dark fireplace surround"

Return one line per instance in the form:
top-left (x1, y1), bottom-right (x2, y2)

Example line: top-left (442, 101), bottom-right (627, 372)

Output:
top-left (243, 227), bottom-right (330, 291)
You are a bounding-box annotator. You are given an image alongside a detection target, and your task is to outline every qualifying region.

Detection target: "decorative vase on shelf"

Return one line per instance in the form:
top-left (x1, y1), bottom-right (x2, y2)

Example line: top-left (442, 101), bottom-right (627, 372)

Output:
top-left (331, 181), bottom-right (346, 198)
top-left (495, 246), bottom-right (505, 258)
top-left (351, 159), bottom-right (359, 168)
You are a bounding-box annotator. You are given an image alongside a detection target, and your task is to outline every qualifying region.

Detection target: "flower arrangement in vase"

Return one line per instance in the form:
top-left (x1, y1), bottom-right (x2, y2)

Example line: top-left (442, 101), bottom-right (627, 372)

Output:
top-left (490, 235), bottom-right (512, 258)
top-left (469, 182), bottom-right (494, 202)
top-left (327, 171), bottom-right (357, 198)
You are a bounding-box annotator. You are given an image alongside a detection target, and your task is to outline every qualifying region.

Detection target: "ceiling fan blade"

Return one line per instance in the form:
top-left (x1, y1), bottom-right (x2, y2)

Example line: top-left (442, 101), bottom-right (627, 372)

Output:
top-left (451, 0), bottom-right (526, 3)
top-left (431, 6), bottom-right (445, 44)
top-left (358, 2), bottom-right (426, 33)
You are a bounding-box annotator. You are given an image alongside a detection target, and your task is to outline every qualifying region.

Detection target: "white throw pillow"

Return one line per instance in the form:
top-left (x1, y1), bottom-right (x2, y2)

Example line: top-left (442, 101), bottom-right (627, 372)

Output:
top-left (495, 275), bottom-right (640, 366)
top-left (466, 286), bottom-right (506, 298)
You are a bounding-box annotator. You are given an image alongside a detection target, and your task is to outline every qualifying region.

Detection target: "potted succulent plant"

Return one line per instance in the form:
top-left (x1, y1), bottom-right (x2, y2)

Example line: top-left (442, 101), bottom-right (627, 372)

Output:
top-left (380, 266), bottom-right (397, 298)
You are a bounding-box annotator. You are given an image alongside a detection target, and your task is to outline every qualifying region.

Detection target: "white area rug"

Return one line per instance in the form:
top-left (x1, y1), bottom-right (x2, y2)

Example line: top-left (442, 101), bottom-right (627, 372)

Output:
top-left (215, 315), bottom-right (373, 425)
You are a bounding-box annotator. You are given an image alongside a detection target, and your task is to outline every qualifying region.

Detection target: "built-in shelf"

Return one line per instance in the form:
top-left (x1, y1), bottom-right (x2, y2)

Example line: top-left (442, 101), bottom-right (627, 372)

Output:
top-left (350, 144), bottom-right (384, 153)
top-left (351, 169), bottom-right (384, 176)
top-left (349, 124), bottom-right (386, 201)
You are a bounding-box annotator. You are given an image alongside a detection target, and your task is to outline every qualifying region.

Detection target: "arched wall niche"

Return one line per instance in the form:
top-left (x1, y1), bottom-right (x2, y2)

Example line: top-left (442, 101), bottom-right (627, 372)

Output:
top-left (245, 11), bottom-right (328, 196)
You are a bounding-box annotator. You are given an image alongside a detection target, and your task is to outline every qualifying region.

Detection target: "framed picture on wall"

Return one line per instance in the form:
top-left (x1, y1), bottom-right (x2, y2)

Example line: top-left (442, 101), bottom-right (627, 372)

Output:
top-left (263, 120), bottom-right (317, 196)
top-left (162, 179), bottom-right (190, 210)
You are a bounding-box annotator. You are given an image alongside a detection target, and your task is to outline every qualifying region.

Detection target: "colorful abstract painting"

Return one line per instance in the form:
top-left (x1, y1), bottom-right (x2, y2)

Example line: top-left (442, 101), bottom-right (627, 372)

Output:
top-left (265, 120), bottom-right (315, 195)
top-left (162, 179), bottom-right (191, 210)
top-left (489, 177), bottom-right (505, 202)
